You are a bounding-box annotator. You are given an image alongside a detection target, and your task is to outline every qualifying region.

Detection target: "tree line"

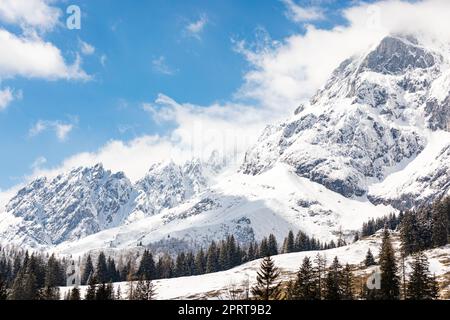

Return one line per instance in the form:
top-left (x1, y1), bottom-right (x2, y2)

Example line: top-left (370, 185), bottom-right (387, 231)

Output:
top-left (250, 227), bottom-right (440, 300)
top-left (0, 230), bottom-right (341, 300)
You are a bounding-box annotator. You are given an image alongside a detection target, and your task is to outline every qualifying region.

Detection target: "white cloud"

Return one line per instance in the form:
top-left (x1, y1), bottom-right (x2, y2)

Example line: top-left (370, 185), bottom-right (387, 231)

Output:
top-left (54, 123), bottom-right (74, 141)
top-left (281, 0), bottom-right (325, 23)
top-left (151, 56), bottom-right (175, 75)
top-left (80, 40), bottom-right (95, 56)
top-left (236, 0), bottom-right (450, 111)
top-left (31, 135), bottom-right (181, 183)
top-left (0, 87), bottom-right (19, 110)
top-left (100, 54), bottom-right (107, 67)
top-left (0, 29), bottom-right (89, 80)
top-left (0, 0), bottom-right (61, 31)
top-left (185, 15), bottom-right (208, 40)
top-left (31, 156), bottom-right (47, 170)
top-left (17, 0), bottom-right (450, 187)
top-left (29, 119), bottom-right (76, 142)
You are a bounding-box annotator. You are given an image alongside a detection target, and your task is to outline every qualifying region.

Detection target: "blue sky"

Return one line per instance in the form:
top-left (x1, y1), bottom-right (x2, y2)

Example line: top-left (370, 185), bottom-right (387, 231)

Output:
top-left (0, 0), bottom-right (393, 190)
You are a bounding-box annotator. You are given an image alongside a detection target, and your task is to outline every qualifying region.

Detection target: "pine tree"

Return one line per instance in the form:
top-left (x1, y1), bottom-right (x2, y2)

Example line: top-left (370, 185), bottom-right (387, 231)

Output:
top-left (259, 238), bottom-right (269, 258)
top-left (137, 250), bottom-right (156, 280)
top-left (295, 231), bottom-right (308, 251)
top-left (116, 285), bottom-right (122, 300)
top-left (314, 253), bottom-right (327, 300)
top-left (69, 287), bottom-right (81, 300)
top-left (10, 256), bottom-right (39, 300)
top-left (341, 264), bottom-right (354, 300)
top-left (156, 254), bottom-right (173, 279)
top-left (39, 286), bottom-right (60, 300)
top-left (206, 241), bottom-right (219, 273)
top-left (85, 275), bottom-right (97, 300)
top-left (175, 252), bottom-right (187, 277)
top-left (0, 274), bottom-right (8, 300)
top-left (251, 256), bottom-right (281, 300)
top-left (107, 257), bottom-right (119, 282)
top-left (40, 254), bottom-right (62, 300)
top-left (95, 282), bottom-right (112, 300)
top-left (324, 257), bottom-right (343, 300)
top-left (283, 231), bottom-right (295, 253)
top-left (292, 257), bottom-right (318, 300)
top-left (431, 201), bottom-right (449, 248)
top-left (267, 234), bottom-right (278, 256)
top-left (95, 252), bottom-right (109, 284)
top-left (195, 249), bottom-right (206, 275)
top-left (407, 252), bottom-right (439, 300)
top-left (364, 249), bottom-right (376, 267)
top-left (379, 227), bottom-right (400, 300)
top-left (126, 273), bottom-right (134, 300)
top-left (247, 242), bottom-right (256, 261)
top-left (133, 277), bottom-right (156, 300)
top-left (400, 212), bottom-right (420, 255)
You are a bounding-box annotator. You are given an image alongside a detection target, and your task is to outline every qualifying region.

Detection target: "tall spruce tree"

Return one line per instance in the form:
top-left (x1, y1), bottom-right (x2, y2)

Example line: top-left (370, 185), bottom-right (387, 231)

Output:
top-left (431, 201), bottom-right (449, 248)
top-left (81, 254), bottom-right (94, 285)
top-left (379, 227), bottom-right (400, 300)
top-left (0, 274), bottom-right (7, 300)
top-left (95, 252), bottom-right (108, 284)
top-left (195, 249), bottom-right (206, 275)
top-left (133, 277), bottom-right (156, 300)
top-left (364, 249), bottom-right (376, 267)
top-left (84, 275), bottom-right (97, 300)
top-left (206, 241), bottom-right (219, 273)
top-left (283, 231), bottom-right (295, 254)
top-left (293, 257), bottom-right (318, 300)
top-left (137, 250), bottom-right (156, 280)
top-left (314, 253), bottom-right (327, 300)
top-left (341, 264), bottom-right (354, 300)
top-left (175, 252), bottom-right (187, 276)
top-left (251, 256), bottom-right (281, 300)
top-left (69, 287), bottom-right (81, 300)
top-left (400, 212), bottom-right (420, 255)
top-left (407, 252), bottom-right (439, 300)
top-left (324, 257), bottom-right (343, 300)
top-left (267, 234), bottom-right (278, 256)
top-left (259, 238), bottom-right (269, 258)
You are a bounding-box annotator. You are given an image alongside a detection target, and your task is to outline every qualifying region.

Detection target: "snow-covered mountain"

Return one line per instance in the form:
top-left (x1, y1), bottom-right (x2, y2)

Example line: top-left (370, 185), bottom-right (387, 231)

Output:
top-left (0, 159), bottom-right (216, 248)
top-left (2, 35), bottom-right (450, 253)
top-left (242, 35), bottom-right (450, 207)
top-left (127, 158), bottom-right (218, 222)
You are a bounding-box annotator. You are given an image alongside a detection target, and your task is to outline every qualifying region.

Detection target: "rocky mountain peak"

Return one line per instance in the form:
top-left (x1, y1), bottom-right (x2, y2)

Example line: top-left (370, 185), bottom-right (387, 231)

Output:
top-left (241, 35), bottom-right (450, 200)
top-left (360, 35), bottom-right (438, 75)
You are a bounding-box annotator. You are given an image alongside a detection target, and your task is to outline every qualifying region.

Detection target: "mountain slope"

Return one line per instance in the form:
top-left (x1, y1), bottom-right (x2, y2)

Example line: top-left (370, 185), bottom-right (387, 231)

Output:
top-left (53, 163), bottom-right (393, 256)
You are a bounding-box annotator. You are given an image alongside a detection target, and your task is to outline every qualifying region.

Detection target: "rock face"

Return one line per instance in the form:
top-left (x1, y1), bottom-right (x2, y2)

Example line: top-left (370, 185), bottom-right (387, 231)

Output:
top-left (242, 35), bottom-right (450, 203)
top-left (127, 160), bottom-right (213, 221)
top-left (3, 164), bottom-right (135, 245)
top-left (0, 159), bottom-right (216, 247)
